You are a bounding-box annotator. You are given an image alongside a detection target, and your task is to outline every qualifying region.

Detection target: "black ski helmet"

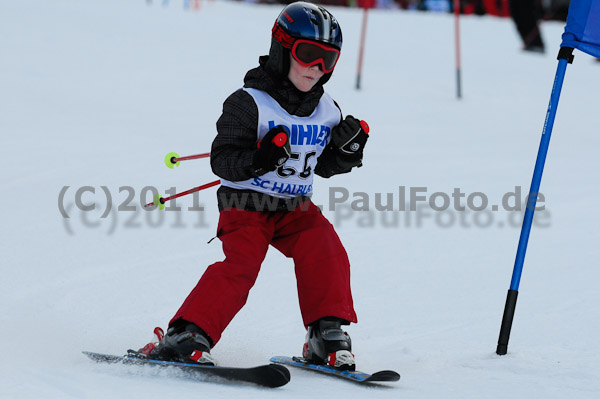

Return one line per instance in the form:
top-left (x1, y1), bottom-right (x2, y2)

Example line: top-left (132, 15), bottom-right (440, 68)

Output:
top-left (267, 1), bottom-right (343, 85)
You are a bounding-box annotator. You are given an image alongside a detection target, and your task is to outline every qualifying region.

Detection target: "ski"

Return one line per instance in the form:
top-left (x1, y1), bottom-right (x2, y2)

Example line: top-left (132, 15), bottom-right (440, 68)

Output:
top-left (270, 356), bottom-right (399, 384)
top-left (83, 351), bottom-right (290, 388)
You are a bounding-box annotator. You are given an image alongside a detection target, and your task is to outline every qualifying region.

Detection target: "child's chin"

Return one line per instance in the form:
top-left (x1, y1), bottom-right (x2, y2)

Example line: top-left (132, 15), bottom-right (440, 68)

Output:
top-left (299, 82), bottom-right (317, 92)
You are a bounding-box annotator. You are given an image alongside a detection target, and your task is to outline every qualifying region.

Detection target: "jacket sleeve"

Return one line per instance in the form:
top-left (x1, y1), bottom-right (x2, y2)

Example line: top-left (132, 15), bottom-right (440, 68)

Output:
top-left (211, 89), bottom-right (260, 182)
top-left (314, 101), bottom-right (364, 179)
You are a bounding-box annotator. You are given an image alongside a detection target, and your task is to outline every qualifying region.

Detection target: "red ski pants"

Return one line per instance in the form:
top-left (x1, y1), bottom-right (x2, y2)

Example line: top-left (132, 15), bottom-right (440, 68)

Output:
top-left (170, 201), bottom-right (357, 346)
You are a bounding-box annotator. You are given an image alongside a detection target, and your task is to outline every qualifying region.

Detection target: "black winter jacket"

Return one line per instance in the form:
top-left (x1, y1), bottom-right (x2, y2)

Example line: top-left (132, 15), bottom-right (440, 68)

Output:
top-left (211, 56), bottom-right (362, 212)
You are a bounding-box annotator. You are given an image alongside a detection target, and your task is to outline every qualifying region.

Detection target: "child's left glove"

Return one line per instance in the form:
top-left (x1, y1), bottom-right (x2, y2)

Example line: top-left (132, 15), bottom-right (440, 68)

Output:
top-left (332, 115), bottom-right (369, 156)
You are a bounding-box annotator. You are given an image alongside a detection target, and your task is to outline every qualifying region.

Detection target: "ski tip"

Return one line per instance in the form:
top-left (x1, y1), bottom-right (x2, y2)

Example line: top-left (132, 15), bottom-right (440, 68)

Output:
top-left (270, 356), bottom-right (400, 384)
top-left (366, 370), bottom-right (400, 382)
top-left (269, 363), bottom-right (291, 378)
top-left (82, 350), bottom-right (101, 359)
top-left (262, 364), bottom-right (291, 387)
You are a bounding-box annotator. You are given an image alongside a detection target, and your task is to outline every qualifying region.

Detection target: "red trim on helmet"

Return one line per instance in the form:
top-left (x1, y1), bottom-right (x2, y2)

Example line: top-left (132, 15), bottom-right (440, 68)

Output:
top-left (272, 22), bottom-right (295, 49)
top-left (282, 11), bottom-right (294, 23)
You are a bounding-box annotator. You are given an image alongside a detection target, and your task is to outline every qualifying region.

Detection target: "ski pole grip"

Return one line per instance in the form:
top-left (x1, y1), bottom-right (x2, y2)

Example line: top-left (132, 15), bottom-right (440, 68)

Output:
top-left (257, 130), bottom-right (288, 149)
top-left (360, 120), bottom-right (370, 134)
top-left (272, 132), bottom-right (288, 147)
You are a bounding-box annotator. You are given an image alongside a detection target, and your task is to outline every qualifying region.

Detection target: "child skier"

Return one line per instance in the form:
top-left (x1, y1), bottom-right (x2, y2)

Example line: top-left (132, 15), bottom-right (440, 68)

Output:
top-left (149, 1), bottom-right (369, 371)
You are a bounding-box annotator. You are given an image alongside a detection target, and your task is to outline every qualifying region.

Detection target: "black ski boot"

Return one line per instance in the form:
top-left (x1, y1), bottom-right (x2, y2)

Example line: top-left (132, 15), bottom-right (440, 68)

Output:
top-left (303, 317), bottom-right (355, 371)
top-left (150, 321), bottom-right (216, 365)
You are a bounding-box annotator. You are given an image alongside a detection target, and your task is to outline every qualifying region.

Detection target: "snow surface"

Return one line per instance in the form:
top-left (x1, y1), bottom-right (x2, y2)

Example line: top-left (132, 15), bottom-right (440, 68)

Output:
top-left (1, 0), bottom-right (599, 398)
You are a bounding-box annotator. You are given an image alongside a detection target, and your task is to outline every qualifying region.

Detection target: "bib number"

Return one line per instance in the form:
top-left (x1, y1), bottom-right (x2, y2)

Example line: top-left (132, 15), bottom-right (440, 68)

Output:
top-left (277, 151), bottom-right (317, 179)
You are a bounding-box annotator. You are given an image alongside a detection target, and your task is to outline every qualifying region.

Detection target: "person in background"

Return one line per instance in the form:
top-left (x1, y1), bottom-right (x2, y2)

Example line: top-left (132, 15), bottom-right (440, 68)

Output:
top-left (509, 0), bottom-right (546, 53)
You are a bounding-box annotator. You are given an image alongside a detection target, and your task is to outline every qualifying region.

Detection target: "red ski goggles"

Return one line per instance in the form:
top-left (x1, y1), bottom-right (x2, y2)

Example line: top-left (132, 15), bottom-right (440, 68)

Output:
top-left (291, 40), bottom-right (341, 73)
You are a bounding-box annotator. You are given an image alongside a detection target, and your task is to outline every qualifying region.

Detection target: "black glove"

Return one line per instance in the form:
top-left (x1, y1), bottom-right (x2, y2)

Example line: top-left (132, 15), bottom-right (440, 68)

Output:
top-left (252, 125), bottom-right (292, 176)
top-left (331, 115), bottom-right (369, 156)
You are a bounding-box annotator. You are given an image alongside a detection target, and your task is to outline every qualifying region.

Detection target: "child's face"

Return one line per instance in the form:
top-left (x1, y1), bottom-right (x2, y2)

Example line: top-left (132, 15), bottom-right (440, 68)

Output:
top-left (288, 54), bottom-right (325, 92)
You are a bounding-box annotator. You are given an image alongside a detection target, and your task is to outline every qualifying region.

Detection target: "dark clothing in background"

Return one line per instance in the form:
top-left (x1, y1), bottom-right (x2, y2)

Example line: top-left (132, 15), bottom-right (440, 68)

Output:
top-left (509, 0), bottom-right (545, 52)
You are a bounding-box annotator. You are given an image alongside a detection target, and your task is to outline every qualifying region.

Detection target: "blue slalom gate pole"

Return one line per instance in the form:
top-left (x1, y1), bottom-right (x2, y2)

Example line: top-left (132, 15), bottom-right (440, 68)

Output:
top-left (496, 47), bottom-right (574, 356)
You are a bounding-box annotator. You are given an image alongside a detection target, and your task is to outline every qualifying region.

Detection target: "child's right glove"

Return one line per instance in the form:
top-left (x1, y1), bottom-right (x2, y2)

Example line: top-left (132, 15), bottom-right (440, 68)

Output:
top-left (332, 115), bottom-right (369, 157)
top-left (252, 125), bottom-right (292, 176)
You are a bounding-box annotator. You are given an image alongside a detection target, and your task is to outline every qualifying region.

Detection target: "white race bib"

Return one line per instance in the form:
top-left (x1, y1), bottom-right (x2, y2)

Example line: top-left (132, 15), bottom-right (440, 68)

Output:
top-left (221, 88), bottom-right (341, 199)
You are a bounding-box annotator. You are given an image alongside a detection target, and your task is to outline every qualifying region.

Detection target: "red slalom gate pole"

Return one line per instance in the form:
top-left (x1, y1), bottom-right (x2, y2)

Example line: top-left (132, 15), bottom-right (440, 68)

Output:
top-left (454, 0), bottom-right (462, 99)
top-left (356, 6), bottom-right (369, 90)
top-left (145, 179), bottom-right (221, 209)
